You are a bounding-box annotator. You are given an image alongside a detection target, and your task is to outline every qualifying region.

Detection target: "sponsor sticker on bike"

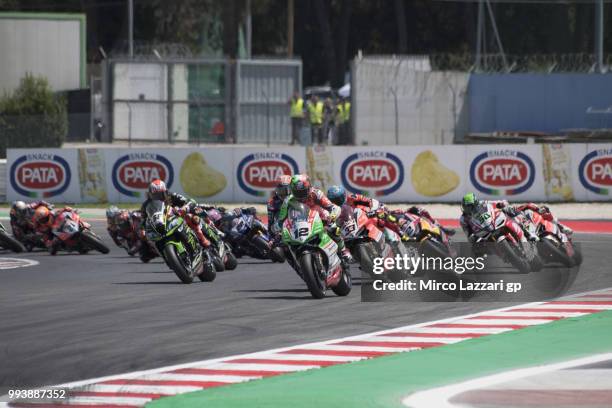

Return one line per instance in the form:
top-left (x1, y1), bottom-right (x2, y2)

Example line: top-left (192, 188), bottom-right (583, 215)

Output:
top-left (470, 149), bottom-right (535, 196)
top-left (10, 153), bottom-right (72, 198)
top-left (111, 153), bottom-right (174, 197)
top-left (340, 151), bottom-right (404, 196)
top-left (578, 148), bottom-right (612, 195)
top-left (237, 152), bottom-right (299, 197)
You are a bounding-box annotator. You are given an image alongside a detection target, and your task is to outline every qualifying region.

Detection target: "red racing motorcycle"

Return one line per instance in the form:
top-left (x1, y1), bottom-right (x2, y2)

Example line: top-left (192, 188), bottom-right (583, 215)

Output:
top-left (52, 208), bottom-right (110, 255)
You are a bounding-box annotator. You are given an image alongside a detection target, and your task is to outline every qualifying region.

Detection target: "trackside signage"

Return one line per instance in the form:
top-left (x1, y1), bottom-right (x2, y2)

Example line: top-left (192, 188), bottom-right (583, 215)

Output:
top-left (469, 149), bottom-right (536, 196)
top-left (236, 151), bottom-right (300, 197)
top-left (111, 153), bottom-right (174, 198)
top-left (5, 145), bottom-right (609, 203)
top-left (340, 151), bottom-right (404, 196)
top-left (579, 148), bottom-right (612, 196)
top-left (9, 152), bottom-right (72, 198)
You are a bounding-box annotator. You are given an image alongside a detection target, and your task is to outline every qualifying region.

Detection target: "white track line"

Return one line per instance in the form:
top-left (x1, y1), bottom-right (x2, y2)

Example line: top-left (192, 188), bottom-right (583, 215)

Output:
top-left (402, 353), bottom-right (612, 408)
top-left (3, 286), bottom-right (612, 407)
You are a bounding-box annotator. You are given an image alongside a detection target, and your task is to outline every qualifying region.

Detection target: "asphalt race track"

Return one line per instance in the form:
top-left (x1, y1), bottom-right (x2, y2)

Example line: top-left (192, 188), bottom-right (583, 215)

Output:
top-left (1, 220), bottom-right (611, 394)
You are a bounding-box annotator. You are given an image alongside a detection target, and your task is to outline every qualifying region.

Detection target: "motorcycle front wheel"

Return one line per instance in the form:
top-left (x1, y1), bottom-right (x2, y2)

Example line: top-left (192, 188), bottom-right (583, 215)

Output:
top-left (163, 245), bottom-right (194, 284)
top-left (299, 252), bottom-right (326, 299)
top-left (81, 230), bottom-right (110, 254)
top-left (0, 230), bottom-right (25, 253)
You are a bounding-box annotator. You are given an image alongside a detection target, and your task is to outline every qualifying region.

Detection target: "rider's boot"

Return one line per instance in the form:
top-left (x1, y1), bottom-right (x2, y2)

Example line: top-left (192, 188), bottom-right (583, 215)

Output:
top-left (559, 224), bottom-right (573, 236)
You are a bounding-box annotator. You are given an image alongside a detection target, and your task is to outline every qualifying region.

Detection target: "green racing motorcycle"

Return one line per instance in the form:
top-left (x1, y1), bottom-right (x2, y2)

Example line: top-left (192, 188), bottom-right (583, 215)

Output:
top-left (282, 201), bottom-right (351, 299)
top-left (145, 200), bottom-right (216, 284)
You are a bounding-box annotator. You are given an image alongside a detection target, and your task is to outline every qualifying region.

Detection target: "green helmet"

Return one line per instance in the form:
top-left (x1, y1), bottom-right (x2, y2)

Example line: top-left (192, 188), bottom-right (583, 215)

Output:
top-left (461, 192), bottom-right (478, 214)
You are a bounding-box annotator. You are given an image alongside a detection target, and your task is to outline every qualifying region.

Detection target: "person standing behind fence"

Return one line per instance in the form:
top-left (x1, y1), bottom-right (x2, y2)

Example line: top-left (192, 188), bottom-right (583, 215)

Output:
top-left (340, 97), bottom-right (351, 144)
top-left (322, 97), bottom-right (335, 144)
top-left (307, 95), bottom-right (324, 144)
top-left (289, 92), bottom-right (305, 145)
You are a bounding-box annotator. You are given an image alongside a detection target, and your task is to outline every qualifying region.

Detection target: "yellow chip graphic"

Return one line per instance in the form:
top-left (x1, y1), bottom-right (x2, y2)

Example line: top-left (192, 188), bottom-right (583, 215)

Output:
top-left (411, 150), bottom-right (459, 197)
top-left (180, 152), bottom-right (227, 198)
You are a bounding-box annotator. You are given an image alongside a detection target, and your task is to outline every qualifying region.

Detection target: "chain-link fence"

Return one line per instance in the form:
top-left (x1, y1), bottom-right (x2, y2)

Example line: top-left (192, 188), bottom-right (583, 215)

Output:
top-left (430, 53), bottom-right (612, 73)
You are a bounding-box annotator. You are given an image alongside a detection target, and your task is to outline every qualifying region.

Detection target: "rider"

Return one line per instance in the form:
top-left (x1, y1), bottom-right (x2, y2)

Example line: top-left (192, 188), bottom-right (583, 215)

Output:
top-left (32, 206), bottom-right (63, 254)
top-left (515, 202), bottom-right (573, 235)
top-left (141, 179), bottom-right (211, 248)
top-left (267, 175), bottom-right (292, 236)
top-left (326, 185), bottom-right (378, 211)
top-left (106, 206), bottom-right (123, 247)
top-left (391, 206), bottom-right (455, 237)
top-left (277, 175), bottom-right (352, 263)
top-left (10, 201), bottom-right (33, 243)
top-left (460, 192), bottom-right (520, 242)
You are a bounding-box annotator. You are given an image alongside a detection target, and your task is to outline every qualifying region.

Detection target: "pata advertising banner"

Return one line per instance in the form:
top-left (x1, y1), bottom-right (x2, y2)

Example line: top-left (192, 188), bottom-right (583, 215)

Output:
top-left (6, 145), bottom-right (612, 203)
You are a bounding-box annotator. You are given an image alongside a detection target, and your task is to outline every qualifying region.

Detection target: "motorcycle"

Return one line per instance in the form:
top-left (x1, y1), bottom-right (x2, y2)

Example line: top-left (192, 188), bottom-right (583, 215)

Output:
top-left (399, 213), bottom-right (455, 259)
top-left (467, 203), bottom-right (541, 273)
top-left (51, 209), bottom-right (110, 255)
top-left (206, 221), bottom-right (237, 272)
top-left (282, 201), bottom-right (351, 299)
top-left (222, 212), bottom-right (285, 263)
top-left (0, 222), bottom-right (26, 253)
top-left (521, 209), bottom-right (582, 267)
top-left (337, 205), bottom-right (393, 278)
top-left (145, 200), bottom-right (216, 284)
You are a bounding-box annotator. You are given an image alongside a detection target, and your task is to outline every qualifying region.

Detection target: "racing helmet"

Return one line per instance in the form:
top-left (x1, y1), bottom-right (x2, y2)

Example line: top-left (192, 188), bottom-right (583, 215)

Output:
top-left (148, 179), bottom-right (168, 201)
top-left (34, 206), bottom-right (52, 225)
top-left (326, 185), bottom-right (346, 206)
top-left (12, 201), bottom-right (27, 216)
top-left (275, 175), bottom-right (292, 199)
top-left (290, 175), bottom-right (311, 202)
top-left (207, 208), bottom-right (222, 223)
top-left (118, 210), bottom-right (130, 228)
top-left (461, 192), bottom-right (478, 214)
top-left (106, 205), bottom-right (119, 219)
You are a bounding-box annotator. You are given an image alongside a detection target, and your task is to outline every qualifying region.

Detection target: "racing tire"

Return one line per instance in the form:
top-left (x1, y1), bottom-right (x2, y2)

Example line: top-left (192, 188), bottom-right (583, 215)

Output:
top-left (358, 243), bottom-right (375, 276)
top-left (252, 235), bottom-right (271, 258)
top-left (299, 252), bottom-right (326, 299)
top-left (0, 231), bottom-right (25, 253)
top-left (541, 238), bottom-right (574, 267)
top-left (269, 245), bottom-right (286, 263)
top-left (422, 238), bottom-right (450, 259)
top-left (198, 261), bottom-right (217, 282)
top-left (572, 246), bottom-right (583, 266)
top-left (163, 245), bottom-right (194, 284)
top-left (81, 231), bottom-right (110, 254)
top-left (224, 250), bottom-right (238, 270)
top-left (212, 254), bottom-right (225, 272)
top-left (499, 240), bottom-right (530, 274)
top-left (332, 268), bottom-right (352, 296)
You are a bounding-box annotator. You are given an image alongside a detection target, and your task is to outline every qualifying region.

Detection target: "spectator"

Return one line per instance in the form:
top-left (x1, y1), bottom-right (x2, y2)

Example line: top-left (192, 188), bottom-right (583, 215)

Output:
top-left (340, 96), bottom-right (351, 145)
top-left (322, 97), bottom-right (336, 144)
top-left (307, 95), bottom-right (324, 144)
top-left (289, 91), bottom-right (305, 145)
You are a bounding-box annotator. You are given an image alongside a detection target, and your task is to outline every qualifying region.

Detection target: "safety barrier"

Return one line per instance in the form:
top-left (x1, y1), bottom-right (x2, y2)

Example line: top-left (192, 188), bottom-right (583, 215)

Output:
top-left (5, 144), bottom-right (612, 203)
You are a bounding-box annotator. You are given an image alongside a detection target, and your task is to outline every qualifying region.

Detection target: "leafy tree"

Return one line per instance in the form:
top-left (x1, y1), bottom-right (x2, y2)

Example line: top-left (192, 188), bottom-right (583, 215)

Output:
top-left (0, 75), bottom-right (67, 158)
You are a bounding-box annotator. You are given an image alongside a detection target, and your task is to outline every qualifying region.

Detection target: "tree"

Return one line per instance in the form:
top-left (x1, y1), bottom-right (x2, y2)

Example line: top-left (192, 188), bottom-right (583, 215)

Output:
top-left (0, 75), bottom-right (67, 158)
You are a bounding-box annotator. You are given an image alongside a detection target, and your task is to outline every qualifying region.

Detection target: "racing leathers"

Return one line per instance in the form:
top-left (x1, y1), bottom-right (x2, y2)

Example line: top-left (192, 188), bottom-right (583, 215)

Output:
top-left (10, 201), bottom-right (51, 244)
top-left (267, 195), bottom-right (284, 238)
top-left (141, 192), bottom-right (210, 248)
top-left (460, 200), bottom-right (511, 243)
top-left (515, 203), bottom-right (572, 235)
top-left (277, 189), bottom-right (351, 263)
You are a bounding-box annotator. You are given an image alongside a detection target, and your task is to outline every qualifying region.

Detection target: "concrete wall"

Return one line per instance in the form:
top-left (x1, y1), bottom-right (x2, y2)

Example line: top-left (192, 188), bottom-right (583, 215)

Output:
top-left (0, 13), bottom-right (85, 94)
top-left (469, 73), bottom-right (612, 134)
top-left (353, 57), bottom-right (469, 145)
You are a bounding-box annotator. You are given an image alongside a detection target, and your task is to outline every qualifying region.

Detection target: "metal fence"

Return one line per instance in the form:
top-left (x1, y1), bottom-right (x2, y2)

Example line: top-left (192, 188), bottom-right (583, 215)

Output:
top-left (102, 58), bottom-right (301, 144)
